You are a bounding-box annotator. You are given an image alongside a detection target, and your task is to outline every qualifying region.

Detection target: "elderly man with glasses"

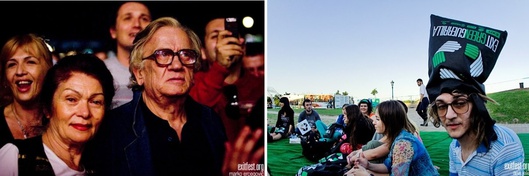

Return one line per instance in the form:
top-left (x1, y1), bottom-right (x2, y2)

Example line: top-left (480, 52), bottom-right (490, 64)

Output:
top-left (85, 17), bottom-right (227, 175)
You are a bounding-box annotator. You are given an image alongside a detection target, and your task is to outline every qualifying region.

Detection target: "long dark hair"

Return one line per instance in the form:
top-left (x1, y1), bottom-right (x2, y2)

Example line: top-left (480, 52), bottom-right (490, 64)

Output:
top-left (346, 105), bottom-right (375, 150)
top-left (278, 97), bottom-right (294, 118)
top-left (279, 97), bottom-right (291, 110)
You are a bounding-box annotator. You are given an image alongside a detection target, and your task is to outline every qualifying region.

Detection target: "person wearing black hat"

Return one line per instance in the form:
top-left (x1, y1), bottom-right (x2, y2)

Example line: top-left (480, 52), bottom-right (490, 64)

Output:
top-left (426, 14), bottom-right (523, 175)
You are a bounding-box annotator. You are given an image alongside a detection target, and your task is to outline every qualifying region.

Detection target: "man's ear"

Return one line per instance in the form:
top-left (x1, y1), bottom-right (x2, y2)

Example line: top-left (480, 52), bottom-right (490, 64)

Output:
top-left (110, 27), bottom-right (117, 39)
top-left (132, 67), bottom-right (144, 86)
top-left (200, 47), bottom-right (207, 61)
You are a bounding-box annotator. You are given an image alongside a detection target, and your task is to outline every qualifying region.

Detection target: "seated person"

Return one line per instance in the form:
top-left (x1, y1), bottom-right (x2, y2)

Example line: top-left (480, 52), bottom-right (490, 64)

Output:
top-left (335, 104), bottom-right (349, 126)
top-left (269, 97), bottom-right (294, 141)
top-left (347, 100), bottom-right (420, 166)
top-left (345, 100), bottom-right (438, 175)
top-left (296, 99), bottom-right (321, 136)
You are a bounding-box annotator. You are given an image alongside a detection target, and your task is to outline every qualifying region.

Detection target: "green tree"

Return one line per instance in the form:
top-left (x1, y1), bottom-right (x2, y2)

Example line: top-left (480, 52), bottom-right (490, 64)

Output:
top-left (273, 94), bottom-right (282, 106)
top-left (342, 91), bottom-right (348, 95)
top-left (371, 88), bottom-right (378, 97)
top-left (335, 90), bottom-right (340, 95)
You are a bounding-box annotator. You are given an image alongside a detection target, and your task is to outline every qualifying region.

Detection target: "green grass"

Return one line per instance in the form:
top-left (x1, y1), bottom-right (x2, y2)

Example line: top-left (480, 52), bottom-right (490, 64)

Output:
top-left (268, 132), bottom-right (529, 176)
top-left (271, 89), bottom-right (529, 123)
top-left (486, 88), bottom-right (529, 123)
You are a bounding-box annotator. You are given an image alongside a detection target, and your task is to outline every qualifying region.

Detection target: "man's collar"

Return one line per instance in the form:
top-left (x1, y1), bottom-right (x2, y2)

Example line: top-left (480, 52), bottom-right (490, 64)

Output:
top-left (455, 140), bottom-right (488, 154)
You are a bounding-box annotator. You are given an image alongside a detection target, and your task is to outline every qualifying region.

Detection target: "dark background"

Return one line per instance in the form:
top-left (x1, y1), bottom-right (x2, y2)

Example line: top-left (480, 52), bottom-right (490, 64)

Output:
top-left (0, 1), bottom-right (264, 53)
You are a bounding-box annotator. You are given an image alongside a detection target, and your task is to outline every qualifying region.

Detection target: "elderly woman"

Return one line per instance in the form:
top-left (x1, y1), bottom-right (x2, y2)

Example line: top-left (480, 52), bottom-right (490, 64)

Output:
top-left (0, 33), bottom-right (53, 144)
top-left (0, 54), bottom-right (115, 175)
top-left (88, 17), bottom-right (227, 175)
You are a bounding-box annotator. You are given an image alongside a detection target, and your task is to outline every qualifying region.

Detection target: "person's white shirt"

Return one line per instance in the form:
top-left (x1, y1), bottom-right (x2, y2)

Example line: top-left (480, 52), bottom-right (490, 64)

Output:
top-left (0, 143), bottom-right (85, 176)
top-left (104, 55), bottom-right (133, 109)
top-left (419, 84), bottom-right (429, 99)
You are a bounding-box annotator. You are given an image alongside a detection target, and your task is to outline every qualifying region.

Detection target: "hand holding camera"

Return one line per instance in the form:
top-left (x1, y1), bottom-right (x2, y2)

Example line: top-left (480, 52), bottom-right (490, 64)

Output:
top-left (214, 17), bottom-right (245, 68)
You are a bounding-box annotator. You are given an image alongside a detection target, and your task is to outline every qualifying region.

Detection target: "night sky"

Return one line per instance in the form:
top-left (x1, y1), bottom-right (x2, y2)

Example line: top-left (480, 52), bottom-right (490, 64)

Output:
top-left (0, 1), bottom-right (264, 53)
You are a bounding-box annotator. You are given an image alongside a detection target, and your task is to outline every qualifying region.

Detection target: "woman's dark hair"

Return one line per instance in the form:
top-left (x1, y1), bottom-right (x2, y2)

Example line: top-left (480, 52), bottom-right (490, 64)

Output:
top-left (279, 97), bottom-right (291, 109)
top-left (377, 100), bottom-right (416, 149)
top-left (345, 104), bottom-right (375, 150)
top-left (358, 99), bottom-right (373, 116)
top-left (40, 54), bottom-right (115, 125)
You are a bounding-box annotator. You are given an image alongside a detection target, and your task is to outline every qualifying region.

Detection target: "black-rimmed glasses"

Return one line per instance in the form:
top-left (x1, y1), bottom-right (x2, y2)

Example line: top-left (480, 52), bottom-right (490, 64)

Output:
top-left (434, 99), bottom-right (470, 117)
top-left (142, 49), bottom-right (198, 66)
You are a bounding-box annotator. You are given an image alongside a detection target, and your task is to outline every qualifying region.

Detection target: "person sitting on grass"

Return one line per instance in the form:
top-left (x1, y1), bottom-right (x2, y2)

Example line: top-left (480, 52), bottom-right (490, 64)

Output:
top-left (346, 100), bottom-right (418, 165)
top-left (335, 104), bottom-right (349, 126)
top-left (358, 99), bottom-right (374, 120)
top-left (296, 99), bottom-right (322, 136)
top-left (268, 97), bottom-right (294, 141)
top-left (425, 15), bottom-right (523, 175)
top-left (345, 100), bottom-right (439, 176)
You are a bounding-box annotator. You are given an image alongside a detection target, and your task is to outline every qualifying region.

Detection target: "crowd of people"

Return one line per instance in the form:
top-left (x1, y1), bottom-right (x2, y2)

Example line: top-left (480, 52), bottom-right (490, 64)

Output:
top-left (268, 15), bottom-right (525, 176)
top-left (0, 2), bottom-right (526, 176)
top-left (0, 1), bottom-right (264, 175)
top-left (269, 90), bottom-right (523, 175)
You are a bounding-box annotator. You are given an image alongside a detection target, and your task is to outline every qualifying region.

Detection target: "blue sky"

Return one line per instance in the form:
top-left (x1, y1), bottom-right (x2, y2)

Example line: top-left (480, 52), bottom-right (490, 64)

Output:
top-left (266, 0), bottom-right (529, 101)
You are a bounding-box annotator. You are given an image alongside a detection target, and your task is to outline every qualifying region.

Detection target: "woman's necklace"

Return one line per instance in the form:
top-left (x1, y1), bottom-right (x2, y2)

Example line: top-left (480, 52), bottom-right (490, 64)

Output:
top-left (12, 106), bottom-right (28, 139)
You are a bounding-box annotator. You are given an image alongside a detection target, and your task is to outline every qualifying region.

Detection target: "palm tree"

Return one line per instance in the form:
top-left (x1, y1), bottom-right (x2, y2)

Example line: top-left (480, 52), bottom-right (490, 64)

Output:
top-left (371, 88), bottom-right (378, 98)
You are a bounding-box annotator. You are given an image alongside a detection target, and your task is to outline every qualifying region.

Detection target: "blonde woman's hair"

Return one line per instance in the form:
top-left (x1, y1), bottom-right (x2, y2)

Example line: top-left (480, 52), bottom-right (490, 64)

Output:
top-left (0, 33), bottom-right (53, 106)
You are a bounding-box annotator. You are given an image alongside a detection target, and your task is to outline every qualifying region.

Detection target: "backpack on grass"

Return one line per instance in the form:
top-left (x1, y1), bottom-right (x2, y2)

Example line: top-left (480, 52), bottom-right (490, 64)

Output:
top-left (300, 130), bottom-right (334, 162)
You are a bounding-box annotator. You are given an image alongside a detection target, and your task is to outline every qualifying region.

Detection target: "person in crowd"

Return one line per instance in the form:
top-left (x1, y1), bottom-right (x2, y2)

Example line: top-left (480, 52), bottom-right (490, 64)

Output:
top-left (189, 16), bottom-right (264, 143)
top-left (416, 78), bottom-right (429, 126)
top-left (268, 97), bottom-right (295, 141)
top-left (0, 33), bottom-right (53, 144)
top-left (296, 99), bottom-right (322, 135)
top-left (242, 40), bottom-right (264, 78)
top-left (104, 1), bottom-right (152, 109)
top-left (427, 79), bottom-right (524, 175)
top-left (223, 96), bottom-right (265, 175)
top-left (335, 103), bottom-right (349, 126)
top-left (341, 104), bottom-right (375, 155)
top-left (295, 104), bottom-right (375, 176)
top-left (345, 100), bottom-right (439, 176)
top-left (88, 17), bottom-right (227, 175)
top-left (0, 54), bottom-right (115, 175)
top-left (346, 100), bottom-right (420, 166)
top-left (358, 99), bottom-right (374, 120)
top-left (425, 15), bottom-right (523, 175)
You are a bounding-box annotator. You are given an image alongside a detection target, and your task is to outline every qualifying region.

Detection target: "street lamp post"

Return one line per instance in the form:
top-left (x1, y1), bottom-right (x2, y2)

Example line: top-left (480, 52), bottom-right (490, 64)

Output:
top-left (391, 80), bottom-right (394, 100)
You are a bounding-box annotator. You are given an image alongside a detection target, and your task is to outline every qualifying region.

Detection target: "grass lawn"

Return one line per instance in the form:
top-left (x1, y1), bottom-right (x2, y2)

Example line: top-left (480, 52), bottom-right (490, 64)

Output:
top-left (267, 132), bottom-right (529, 176)
top-left (267, 89), bottom-right (529, 175)
top-left (486, 88), bottom-right (529, 123)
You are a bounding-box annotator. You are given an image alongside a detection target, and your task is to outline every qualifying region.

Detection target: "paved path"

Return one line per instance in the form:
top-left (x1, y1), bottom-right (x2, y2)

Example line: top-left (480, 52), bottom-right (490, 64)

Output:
top-left (267, 108), bottom-right (529, 133)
